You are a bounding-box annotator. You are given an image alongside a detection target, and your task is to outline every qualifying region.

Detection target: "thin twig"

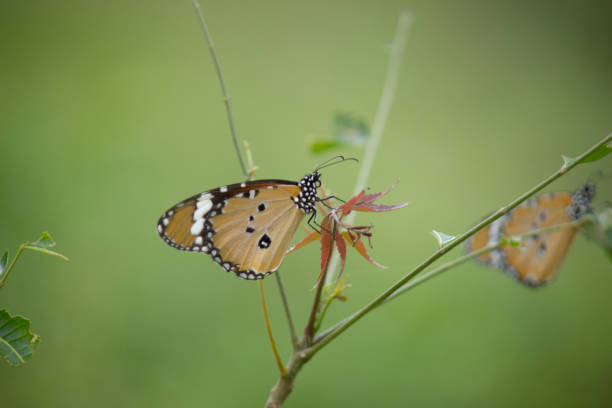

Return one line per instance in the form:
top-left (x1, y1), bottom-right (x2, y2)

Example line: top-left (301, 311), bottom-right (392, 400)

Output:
top-left (258, 280), bottom-right (288, 376)
top-left (192, 0), bottom-right (248, 178)
top-left (314, 293), bottom-right (334, 333)
top-left (310, 133), bottom-right (611, 355)
top-left (275, 272), bottom-right (299, 350)
top-left (0, 244), bottom-right (25, 288)
top-left (303, 237), bottom-right (333, 345)
top-left (192, 2), bottom-right (288, 380)
top-left (324, 10), bottom-right (413, 287)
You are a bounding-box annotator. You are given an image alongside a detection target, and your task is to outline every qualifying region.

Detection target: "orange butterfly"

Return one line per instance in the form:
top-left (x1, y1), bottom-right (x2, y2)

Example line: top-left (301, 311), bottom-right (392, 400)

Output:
top-left (465, 184), bottom-right (595, 286)
top-left (156, 158), bottom-right (351, 280)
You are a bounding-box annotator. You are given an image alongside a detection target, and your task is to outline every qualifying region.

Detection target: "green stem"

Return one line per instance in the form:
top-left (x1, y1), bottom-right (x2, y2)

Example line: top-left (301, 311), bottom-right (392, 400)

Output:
top-left (302, 238), bottom-right (332, 345)
top-left (0, 244), bottom-right (26, 289)
top-left (324, 10), bottom-right (413, 287)
top-left (308, 133), bottom-right (611, 356)
top-left (192, 0), bottom-right (248, 178)
top-left (314, 291), bottom-right (335, 333)
top-left (275, 271), bottom-right (299, 350)
top-left (258, 280), bottom-right (288, 376)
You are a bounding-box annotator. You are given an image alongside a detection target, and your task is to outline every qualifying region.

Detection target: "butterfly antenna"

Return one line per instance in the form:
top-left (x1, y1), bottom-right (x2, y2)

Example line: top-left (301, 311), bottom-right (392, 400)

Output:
top-left (314, 155), bottom-right (359, 172)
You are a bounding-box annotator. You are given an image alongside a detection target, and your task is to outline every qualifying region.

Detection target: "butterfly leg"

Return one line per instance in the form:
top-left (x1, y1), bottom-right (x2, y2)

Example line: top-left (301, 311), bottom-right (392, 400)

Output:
top-left (319, 195), bottom-right (346, 210)
top-left (307, 210), bottom-right (335, 235)
top-left (306, 210), bottom-right (321, 233)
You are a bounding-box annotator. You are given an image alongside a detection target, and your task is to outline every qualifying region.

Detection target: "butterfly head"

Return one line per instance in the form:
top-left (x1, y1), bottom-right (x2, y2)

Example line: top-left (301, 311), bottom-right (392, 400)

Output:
top-left (567, 182), bottom-right (595, 220)
top-left (295, 171), bottom-right (322, 213)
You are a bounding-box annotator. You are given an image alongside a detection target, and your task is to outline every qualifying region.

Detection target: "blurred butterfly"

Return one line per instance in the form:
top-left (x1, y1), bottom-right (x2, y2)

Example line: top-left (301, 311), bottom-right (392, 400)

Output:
top-left (156, 157), bottom-right (353, 280)
top-left (465, 183), bottom-right (595, 286)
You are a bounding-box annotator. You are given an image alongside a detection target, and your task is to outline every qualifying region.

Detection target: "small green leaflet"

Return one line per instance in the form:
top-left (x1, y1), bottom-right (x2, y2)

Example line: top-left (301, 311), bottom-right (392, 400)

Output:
top-left (0, 309), bottom-right (40, 366)
top-left (309, 140), bottom-right (340, 153)
top-left (501, 236), bottom-right (522, 249)
top-left (579, 140), bottom-right (612, 164)
top-left (334, 111), bottom-right (369, 146)
top-left (308, 111), bottom-right (370, 153)
top-left (24, 232), bottom-right (69, 262)
top-left (30, 231), bottom-right (55, 249)
top-left (431, 230), bottom-right (456, 247)
top-left (563, 139), bottom-right (612, 168)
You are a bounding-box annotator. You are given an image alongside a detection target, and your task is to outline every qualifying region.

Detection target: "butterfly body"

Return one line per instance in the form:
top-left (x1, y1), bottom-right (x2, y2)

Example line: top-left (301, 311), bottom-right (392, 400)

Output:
top-left (157, 171), bottom-right (322, 280)
top-left (465, 184), bottom-right (595, 286)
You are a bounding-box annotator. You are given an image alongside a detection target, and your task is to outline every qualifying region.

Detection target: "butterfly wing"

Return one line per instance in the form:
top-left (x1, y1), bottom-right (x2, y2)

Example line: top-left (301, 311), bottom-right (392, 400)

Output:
top-left (501, 193), bottom-right (577, 285)
top-left (466, 221), bottom-right (494, 264)
top-left (465, 186), bottom-right (594, 287)
top-left (157, 180), bottom-right (306, 280)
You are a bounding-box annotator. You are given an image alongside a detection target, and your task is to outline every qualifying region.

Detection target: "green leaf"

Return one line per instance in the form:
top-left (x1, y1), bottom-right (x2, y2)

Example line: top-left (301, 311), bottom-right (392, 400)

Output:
top-left (0, 251), bottom-right (8, 277)
top-left (309, 139), bottom-right (340, 153)
top-left (578, 142), bottom-right (612, 164)
top-left (0, 309), bottom-right (40, 366)
top-left (502, 236), bottom-right (522, 248)
top-left (333, 111), bottom-right (369, 146)
top-left (24, 232), bottom-right (69, 262)
top-left (30, 232), bottom-right (55, 249)
top-left (431, 230), bottom-right (456, 247)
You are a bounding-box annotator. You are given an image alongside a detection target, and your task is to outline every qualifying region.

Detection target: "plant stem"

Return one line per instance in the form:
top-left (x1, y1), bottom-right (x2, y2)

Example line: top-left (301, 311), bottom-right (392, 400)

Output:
top-left (258, 280), bottom-right (288, 376)
top-left (302, 242), bottom-right (332, 345)
top-left (191, 1), bottom-right (295, 381)
top-left (314, 292), bottom-right (334, 333)
top-left (264, 349), bottom-right (310, 408)
top-left (324, 10), bottom-right (413, 287)
top-left (275, 271), bottom-right (299, 350)
top-left (192, 0), bottom-right (248, 178)
top-left (310, 133), bottom-right (611, 355)
top-left (0, 244), bottom-right (26, 289)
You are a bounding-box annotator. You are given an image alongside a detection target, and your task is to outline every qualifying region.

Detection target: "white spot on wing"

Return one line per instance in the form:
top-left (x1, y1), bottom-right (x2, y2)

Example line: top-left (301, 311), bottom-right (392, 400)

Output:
top-left (162, 218), bottom-right (169, 226)
top-left (194, 198), bottom-right (213, 220)
top-left (220, 186), bottom-right (228, 193)
top-left (157, 224), bottom-right (162, 233)
top-left (195, 236), bottom-right (203, 245)
top-left (190, 218), bottom-right (205, 235)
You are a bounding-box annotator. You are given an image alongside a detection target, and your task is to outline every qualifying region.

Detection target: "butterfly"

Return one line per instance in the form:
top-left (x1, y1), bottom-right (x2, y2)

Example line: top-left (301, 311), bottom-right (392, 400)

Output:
top-left (464, 183), bottom-right (595, 286)
top-left (156, 157), bottom-right (352, 280)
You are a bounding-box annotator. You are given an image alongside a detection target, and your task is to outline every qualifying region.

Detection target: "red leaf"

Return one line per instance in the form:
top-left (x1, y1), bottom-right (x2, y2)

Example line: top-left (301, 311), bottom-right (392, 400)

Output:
top-left (319, 216), bottom-right (334, 276)
top-left (339, 190), bottom-right (366, 217)
top-left (341, 181), bottom-right (408, 214)
top-left (341, 231), bottom-right (387, 269)
top-left (335, 230), bottom-right (347, 278)
top-left (353, 201), bottom-right (410, 212)
top-left (355, 181), bottom-right (398, 206)
top-left (288, 229), bottom-right (320, 253)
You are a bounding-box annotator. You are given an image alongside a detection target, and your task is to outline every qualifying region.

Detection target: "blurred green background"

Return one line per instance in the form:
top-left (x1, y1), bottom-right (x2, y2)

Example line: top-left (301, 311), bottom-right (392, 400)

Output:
top-left (1, 0), bottom-right (611, 406)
